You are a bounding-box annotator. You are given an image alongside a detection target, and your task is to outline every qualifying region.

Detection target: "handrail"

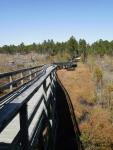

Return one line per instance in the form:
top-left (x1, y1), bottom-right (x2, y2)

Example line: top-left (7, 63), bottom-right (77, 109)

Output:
top-left (0, 65), bottom-right (44, 78)
top-left (0, 69), bottom-right (46, 105)
top-left (0, 68), bottom-right (42, 91)
top-left (0, 65), bottom-right (47, 104)
top-left (0, 62), bottom-right (82, 150)
top-left (53, 61), bottom-right (77, 70)
top-left (0, 65), bottom-right (57, 150)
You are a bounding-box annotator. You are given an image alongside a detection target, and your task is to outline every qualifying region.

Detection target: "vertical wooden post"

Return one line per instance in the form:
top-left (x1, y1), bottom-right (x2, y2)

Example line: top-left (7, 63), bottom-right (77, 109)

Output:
top-left (43, 79), bottom-right (48, 115)
top-left (20, 104), bottom-right (29, 150)
top-left (20, 72), bottom-right (24, 85)
top-left (50, 72), bottom-right (56, 99)
top-left (43, 79), bottom-right (46, 93)
top-left (50, 73), bottom-right (53, 96)
top-left (29, 70), bottom-right (32, 80)
top-left (9, 75), bottom-right (13, 91)
top-left (34, 69), bottom-right (37, 77)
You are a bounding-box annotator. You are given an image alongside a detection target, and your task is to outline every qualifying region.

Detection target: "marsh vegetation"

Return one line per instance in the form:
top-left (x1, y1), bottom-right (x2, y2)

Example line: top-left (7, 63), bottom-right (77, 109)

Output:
top-left (0, 36), bottom-right (113, 150)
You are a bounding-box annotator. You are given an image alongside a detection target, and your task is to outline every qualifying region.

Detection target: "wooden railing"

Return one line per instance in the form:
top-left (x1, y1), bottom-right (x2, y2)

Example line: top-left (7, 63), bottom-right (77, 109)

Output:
top-left (0, 65), bottom-right (57, 150)
top-left (53, 61), bottom-right (77, 70)
top-left (0, 65), bottom-right (47, 105)
top-left (0, 63), bottom-right (83, 150)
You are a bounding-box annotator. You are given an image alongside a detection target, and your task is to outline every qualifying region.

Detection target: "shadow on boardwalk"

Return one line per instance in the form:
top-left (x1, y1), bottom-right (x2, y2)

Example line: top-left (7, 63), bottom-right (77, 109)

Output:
top-left (0, 75), bottom-right (84, 150)
top-left (55, 76), bottom-right (84, 150)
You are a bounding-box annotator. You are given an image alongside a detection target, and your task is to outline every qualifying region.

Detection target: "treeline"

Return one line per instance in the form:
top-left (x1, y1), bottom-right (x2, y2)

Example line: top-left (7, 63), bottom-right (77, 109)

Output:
top-left (0, 37), bottom-right (79, 55)
top-left (0, 36), bottom-right (113, 56)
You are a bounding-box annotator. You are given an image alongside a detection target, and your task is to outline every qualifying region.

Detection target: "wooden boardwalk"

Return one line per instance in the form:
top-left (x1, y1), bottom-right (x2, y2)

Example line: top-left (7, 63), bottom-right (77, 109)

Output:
top-left (0, 63), bottom-right (83, 150)
top-left (0, 66), bottom-right (54, 147)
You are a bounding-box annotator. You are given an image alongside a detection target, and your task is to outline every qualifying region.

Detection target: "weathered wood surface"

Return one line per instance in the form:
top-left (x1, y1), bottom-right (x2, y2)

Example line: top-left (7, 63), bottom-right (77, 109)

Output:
top-left (0, 62), bottom-right (83, 150)
top-left (0, 66), bottom-right (56, 145)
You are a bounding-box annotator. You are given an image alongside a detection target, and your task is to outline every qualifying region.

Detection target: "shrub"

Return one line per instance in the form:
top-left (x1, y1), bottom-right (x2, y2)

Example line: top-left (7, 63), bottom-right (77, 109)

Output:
top-left (80, 106), bottom-right (113, 150)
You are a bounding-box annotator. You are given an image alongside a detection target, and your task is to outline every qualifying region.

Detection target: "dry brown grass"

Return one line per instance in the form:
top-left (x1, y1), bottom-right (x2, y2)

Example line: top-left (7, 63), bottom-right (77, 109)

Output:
top-left (0, 53), bottom-right (48, 73)
top-left (57, 63), bottom-right (95, 119)
top-left (0, 52), bottom-right (70, 73)
top-left (80, 106), bottom-right (113, 150)
top-left (57, 61), bottom-right (113, 150)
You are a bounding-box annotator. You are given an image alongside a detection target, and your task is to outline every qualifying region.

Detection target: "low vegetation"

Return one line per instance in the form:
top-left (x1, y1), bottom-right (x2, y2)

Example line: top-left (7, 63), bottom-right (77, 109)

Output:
top-left (58, 56), bottom-right (113, 150)
top-left (0, 36), bottom-right (113, 150)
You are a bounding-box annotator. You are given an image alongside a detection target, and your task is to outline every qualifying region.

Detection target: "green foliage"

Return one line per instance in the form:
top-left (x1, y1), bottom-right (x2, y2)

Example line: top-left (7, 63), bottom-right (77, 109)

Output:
top-left (80, 133), bottom-right (89, 144)
top-left (67, 36), bottom-right (78, 56)
top-left (79, 39), bottom-right (87, 53)
top-left (79, 39), bottom-right (87, 63)
top-left (91, 39), bottom-right (113, 56)
top-left (0, 37), bottom-right (113, 58)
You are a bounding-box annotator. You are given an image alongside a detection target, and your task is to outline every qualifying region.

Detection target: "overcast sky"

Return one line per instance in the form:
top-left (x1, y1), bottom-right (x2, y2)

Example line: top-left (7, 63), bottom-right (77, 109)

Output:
top-left (0, 0), bottom-right (113, 45)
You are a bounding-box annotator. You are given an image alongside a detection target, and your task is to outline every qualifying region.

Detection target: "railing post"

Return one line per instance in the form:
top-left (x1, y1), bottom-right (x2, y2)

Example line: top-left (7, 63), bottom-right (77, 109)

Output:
top-left (9, 75), bottom-right (13, 91)
top-left (50, 72), bottom-right (56, 135)
top-left (29, 70), bottom-right (32, 80)
top-left (50, 72), bottom-right (56, 99)
top-left (19, 104), bottom-right (29, 150)
top-left (34, 68), bottom-right (37, 77)
top-left (43, 79), bottom-right (46, 94)
top-left (20, 72), bottom-right (24, 85)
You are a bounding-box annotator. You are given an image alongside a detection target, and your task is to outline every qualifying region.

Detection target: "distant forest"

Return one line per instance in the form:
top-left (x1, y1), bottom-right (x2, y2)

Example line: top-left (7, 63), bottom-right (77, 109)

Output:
top-left (0, 36), bottom-right (113, 56)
